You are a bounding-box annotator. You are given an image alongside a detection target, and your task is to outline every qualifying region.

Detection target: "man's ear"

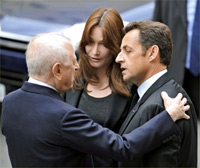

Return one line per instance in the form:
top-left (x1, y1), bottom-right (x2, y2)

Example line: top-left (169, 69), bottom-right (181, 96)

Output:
top-left (52, 62), bottom-right (62, 80)
top-left (147, 45), bottom-right (159, 62)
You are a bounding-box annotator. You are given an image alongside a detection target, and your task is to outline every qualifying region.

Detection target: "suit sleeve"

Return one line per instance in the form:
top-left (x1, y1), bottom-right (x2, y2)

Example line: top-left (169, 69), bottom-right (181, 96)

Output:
top-left (143, 137), bottom-right (181, 166)
top-left (141, 104), bottom-right (181, 166)
top-left (60, 108), bottom-right (180, 161)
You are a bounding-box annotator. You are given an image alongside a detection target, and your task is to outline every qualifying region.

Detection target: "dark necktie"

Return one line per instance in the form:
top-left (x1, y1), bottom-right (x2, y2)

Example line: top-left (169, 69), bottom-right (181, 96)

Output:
top-left (190, 0), bottom-right (199, 77)
top-left (130, 91), bottom-right (139, 112)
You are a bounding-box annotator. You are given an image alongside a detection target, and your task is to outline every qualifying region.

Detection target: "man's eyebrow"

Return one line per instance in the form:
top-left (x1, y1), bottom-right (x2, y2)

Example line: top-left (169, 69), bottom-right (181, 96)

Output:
top-left (122, 45), bottom-right (131, 50)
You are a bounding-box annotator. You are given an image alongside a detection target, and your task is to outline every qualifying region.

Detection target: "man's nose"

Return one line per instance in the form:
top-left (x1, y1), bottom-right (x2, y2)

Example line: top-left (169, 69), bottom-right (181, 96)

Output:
top-left (115, 51), bottom-right (123, 63)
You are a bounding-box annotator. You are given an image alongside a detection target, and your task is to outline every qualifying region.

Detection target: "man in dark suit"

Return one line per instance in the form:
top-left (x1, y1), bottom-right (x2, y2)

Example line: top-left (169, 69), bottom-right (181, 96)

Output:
top-left (153, 0), bottom-right (199, 117)
top-left (1, 32), bottom-right (190, 167)
top-left (116, 21), bottom-right (197, 167)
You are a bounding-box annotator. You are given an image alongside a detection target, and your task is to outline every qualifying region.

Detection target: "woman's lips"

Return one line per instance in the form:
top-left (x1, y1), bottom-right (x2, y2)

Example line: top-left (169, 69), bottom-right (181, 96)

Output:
top-left (90, 57), bottom-right (101, 62)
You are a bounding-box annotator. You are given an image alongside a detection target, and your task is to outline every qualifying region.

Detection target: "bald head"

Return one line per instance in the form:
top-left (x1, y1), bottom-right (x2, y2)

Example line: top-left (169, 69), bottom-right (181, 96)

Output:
top-left (26, 33), bottom-right (73, 78)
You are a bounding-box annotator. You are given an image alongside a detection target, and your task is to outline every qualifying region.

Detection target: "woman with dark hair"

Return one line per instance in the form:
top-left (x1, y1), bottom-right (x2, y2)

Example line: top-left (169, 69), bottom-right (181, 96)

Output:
top-left (66, 8), bottom-right (131, 167)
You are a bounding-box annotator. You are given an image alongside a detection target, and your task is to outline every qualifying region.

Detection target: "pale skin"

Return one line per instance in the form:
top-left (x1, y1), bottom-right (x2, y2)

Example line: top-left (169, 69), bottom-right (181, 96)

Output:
top-left (116, 29), bottom-right (190, 121)
top-left (161, 92), bottom-right (190, 121)
top-left (30, 40), bottom-right (79, 94)
top-left (116, 29), bottom-right (166, 86)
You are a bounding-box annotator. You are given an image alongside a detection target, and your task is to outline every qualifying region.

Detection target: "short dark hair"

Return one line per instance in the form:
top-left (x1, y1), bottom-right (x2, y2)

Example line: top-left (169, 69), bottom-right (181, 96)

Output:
top-left (124, 21), bottom-right (173, 66)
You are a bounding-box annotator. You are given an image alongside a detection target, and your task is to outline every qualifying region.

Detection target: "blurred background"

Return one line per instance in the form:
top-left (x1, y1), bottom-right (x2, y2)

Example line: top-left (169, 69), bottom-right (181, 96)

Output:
top-left (0, 0), bottom-right (199, 167)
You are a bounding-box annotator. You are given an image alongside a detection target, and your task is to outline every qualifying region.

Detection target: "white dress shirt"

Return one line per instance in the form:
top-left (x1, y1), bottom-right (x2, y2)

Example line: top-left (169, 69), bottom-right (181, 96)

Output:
top-left (28, 77), bottom-right (58, 92)
top-left (137, 69), bottom-right (167, 101)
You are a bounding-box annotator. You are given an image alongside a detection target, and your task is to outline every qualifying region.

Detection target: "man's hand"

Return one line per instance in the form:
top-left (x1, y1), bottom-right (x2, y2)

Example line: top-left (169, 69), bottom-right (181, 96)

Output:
top-left (161, 91), bottom-right (190, 122)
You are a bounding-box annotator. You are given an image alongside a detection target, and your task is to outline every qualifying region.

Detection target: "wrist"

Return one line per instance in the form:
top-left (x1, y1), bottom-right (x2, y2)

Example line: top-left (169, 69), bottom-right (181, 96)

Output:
top-left (167, 110), bottom-right (177, 122)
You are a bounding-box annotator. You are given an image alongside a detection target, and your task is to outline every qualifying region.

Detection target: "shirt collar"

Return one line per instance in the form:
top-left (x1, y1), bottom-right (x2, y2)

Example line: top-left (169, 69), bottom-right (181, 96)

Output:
top-left (137, 69), bottom-right (167, 101)
top-left (28, 77), bottom-right (58, 93)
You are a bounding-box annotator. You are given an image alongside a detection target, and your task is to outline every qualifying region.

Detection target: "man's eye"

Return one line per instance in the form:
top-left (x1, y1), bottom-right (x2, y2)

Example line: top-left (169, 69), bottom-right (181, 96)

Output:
top-left (126, 50), bottom-right (131, 53)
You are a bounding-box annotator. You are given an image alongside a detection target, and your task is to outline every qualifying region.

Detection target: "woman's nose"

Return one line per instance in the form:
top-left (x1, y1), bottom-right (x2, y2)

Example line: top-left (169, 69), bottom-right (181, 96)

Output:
top-left (93, 44), bottom-right (100, 55)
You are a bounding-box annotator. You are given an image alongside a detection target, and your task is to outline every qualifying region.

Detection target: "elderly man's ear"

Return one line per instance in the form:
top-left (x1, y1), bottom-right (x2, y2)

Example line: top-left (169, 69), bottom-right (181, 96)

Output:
top-left (52, 62), bottom-right (62, 80)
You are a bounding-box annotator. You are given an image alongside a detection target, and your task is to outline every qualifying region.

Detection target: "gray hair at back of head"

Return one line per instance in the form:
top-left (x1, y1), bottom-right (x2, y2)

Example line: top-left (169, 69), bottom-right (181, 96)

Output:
top-left (26, 32), bottom-right (70, 77)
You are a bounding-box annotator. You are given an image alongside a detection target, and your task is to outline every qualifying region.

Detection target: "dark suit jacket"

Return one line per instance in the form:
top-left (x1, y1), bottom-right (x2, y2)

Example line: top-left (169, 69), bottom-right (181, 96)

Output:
top-left (118, 73), bottom-right (197, 167)
top-left (153, 0), bottom-right (199, 117)
top-left (66, 89), bottom-right (130, 133)
top-left (1, 82), bottom-right (181, 167)
top-left (153, 0), bottom-right (187, 86)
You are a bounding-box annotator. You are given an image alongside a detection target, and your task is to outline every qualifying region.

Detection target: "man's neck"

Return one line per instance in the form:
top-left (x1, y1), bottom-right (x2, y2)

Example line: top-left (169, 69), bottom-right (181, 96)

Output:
top-left (137, 69), bottom-right (167, 101)
top-left (28, 77), bottom-right (58, 93)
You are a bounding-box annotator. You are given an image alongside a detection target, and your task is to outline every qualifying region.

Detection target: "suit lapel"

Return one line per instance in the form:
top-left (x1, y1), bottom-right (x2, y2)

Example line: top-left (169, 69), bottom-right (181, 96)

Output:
top-left (119, 73), bottom-right (172, 135)
top-left (138, 73), bottom-right (172, 106)
top-left (118, 104), bottom-right (138, 134)
top-left (66, 89), bottom-right (83, 107)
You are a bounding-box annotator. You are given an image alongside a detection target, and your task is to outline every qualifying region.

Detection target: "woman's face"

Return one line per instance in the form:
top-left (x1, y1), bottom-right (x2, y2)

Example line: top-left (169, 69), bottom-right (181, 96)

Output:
top-left (85, 26), bottom-right (113, 71)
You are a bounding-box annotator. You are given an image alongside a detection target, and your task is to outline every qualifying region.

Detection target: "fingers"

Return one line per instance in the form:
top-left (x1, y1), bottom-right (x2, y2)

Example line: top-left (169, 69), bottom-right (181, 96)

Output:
top-left (174, 93), bottom-right (183, 103)
top-left (182, 112), bottom-right (190, 120)
top-left (181, 97), bottom-right (190, 119)
top-left (161, 92), bottom-right (185, 104)
top-left (161, 91), bottom-right (191, 121)
top-left (184, 105), bottom-right (190, 111)
top-left (181, 97), bottom-right (187, 105)
top-left (180, 104), bottom-right (190, 120)
top-left (161, 91), bottom-right (169, 100)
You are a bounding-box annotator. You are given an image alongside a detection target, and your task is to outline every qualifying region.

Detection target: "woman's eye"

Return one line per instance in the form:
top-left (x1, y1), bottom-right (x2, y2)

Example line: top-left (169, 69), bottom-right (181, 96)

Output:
top-left (100, 43), bottom-right (107, 48)
top-left (89, 41), bottom-right (94, 44)
top-left (88, 39), bottom-right (94, 44)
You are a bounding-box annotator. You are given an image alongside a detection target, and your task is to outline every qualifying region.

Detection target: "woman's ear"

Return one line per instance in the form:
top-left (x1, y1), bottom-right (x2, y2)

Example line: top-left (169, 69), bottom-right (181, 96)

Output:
top-left (148, 45), bottom-right (159, 62)
top-left (52, 62), bottom-right (62, 80)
